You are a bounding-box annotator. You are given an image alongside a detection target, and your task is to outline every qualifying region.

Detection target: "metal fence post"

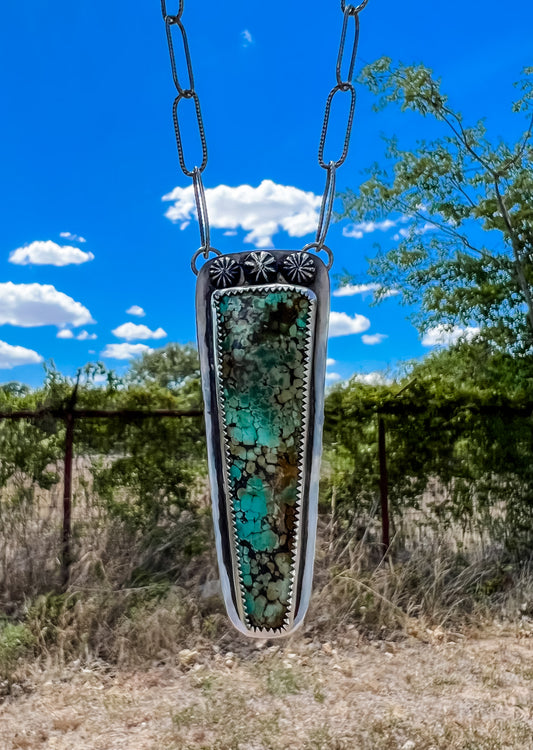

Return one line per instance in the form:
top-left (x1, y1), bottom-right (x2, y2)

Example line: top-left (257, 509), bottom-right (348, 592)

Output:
top-left (61, 407), bottom-right (74, 589)
top-left (378, 414), bottom-right (390, 553)
top-left (61, 381), bottom-right (79, 590)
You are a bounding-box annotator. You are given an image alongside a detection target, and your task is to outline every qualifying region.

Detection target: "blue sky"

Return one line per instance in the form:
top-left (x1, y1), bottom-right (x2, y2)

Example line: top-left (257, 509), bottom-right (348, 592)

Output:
top-left (0, 0), bottom-right (531, 387)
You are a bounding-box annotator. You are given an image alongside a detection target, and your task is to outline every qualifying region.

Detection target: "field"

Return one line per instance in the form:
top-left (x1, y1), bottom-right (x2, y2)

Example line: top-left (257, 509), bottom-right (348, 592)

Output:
top-left (2, 620), bottom-right (533, 750)
top-left (1, 414), bottom-right (533, 749)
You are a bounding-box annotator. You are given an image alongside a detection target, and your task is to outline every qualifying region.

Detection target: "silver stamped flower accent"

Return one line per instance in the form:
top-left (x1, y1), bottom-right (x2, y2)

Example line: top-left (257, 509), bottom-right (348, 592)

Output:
top-left (243, 251), bottom-right (277, 283)
top-left (209, 256), bottom-right (241, 288)
top-left (282, 252), bottom-right (316, 284)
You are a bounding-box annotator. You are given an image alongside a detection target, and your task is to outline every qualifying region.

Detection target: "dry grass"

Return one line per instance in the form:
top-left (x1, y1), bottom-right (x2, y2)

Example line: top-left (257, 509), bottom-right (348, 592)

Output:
top-left (2, 464), bottom-right (533, 747)
top-left (2, 479), bottom-right (533, 669)
top-left (1, 626), bottom-right (533, 749)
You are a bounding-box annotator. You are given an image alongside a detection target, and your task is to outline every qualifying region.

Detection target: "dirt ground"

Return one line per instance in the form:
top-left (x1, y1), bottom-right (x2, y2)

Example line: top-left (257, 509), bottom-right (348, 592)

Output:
top-left (1, 624), bottom-right (533, 750)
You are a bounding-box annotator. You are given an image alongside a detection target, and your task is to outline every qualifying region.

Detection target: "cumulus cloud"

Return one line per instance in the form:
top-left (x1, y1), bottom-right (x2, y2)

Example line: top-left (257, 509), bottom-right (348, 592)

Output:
top-left (328, 311), bottom-right (371, 338)
top-left (334, 283), bottom-right (380, 298)
top-left (0, 340), bottom-right (43, 369)
top-left (126, 305), bottom-right (146, 318)
top-left (112, 323), bottom-right (167, 341)
top-left (362, 333), bottom-right (388, 345)
top-left (60, 232), bottom-right (86, 243)
top-left (101, 343), bottom-right (153, 360)
top-left (352, 372), bottom-right (392, 386)
top-left (162, 180), bottom-right (321, 248)
top-left (326, 358), bottom-right (341, 381)
top-left (77, 330), bottom-right (98, 341)
top-left (342, 219), bottom-right (397, 240)
top-left (9, 240), bottom-right (94, 266)
top-left (57, 329), bottom-right (97, 341)
top-left (241, 29), bottom-right (253, 46)
top-left (393, 228), bottom-right (409, 241)
top-left (422, 325), bottom-right (480, 348)
top-left (0, 283), bottom-right (94, 328)
top-left (393, 222), bottom-right (435, 242)
top-left (333, 283), bottom-right (399, 299)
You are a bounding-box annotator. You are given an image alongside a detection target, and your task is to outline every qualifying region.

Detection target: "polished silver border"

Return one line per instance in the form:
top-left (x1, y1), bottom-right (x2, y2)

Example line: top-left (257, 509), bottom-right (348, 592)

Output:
top-left (196, 250), bottom-right (330, 637)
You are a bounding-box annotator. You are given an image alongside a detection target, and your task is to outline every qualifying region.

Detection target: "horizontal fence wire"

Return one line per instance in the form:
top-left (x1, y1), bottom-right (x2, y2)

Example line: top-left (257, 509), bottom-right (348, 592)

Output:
top-left (0, 408), bottom-right (204, 420)
top-left (0, 400), bottom-right (530, 592)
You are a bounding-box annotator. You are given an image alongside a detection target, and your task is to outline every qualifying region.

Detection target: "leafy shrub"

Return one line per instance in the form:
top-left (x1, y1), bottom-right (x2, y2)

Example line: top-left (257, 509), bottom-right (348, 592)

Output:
top-left (0, 620), bottom-right (34, 679)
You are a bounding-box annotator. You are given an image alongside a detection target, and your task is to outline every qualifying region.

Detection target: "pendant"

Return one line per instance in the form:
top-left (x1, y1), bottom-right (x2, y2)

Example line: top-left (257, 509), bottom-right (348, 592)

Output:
top-left (196, 250), bottom-right (329, 637)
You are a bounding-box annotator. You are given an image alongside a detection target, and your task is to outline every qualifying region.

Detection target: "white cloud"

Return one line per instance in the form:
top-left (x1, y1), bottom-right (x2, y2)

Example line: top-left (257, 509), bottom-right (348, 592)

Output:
top-left (112, 322), bottom-right (167, 341)
top-left (328, 311), bottom-right (371, 338)
top-left (393, 221), bottom-right (436, 242)
top-left (57, 329), bottom-right (97, 341)
top-left (60, 232), bottom-right (86, 243)
top-left (343, 213), bottom-right (425, 241)
top-left (57, 329), bottom-right (75, 339)
top-left (333, 283), bottom-right (399, 299)
top-left (77, 330), bottom-right (97, 341)
top-left (9, 240), bottom-right (94, 266)
top-left (342, 219), bottom-right (397, 240)
top-left (241, 29), bottom-right (253, 46)
top-left (362, 333), bottom-right (388, 345)
top-left (101, 343), bottom-right (153, 360)
top-left (334, 283), bottom-right (380, 298)
top-left (422, 325), bottom-right (480, 348)
top-left (352, 372), bottom-right (392, 386)
top-left (126, 305), bottom-right (146, 317)
top-left (0, 283), bottom-right (94, 328)
top-left (393, 228), bottom-right (410, 241)
top-left (162, 180), bottom-right (321, 248)
top-left (0, 340), bottom-right (43, 369)
top-left (326, 358), bottom-right (340, 382)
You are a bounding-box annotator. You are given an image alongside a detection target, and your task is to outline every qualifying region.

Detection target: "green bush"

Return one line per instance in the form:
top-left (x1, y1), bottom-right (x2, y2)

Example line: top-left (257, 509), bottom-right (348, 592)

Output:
top-left (0, 620), bottom-right (34, 679)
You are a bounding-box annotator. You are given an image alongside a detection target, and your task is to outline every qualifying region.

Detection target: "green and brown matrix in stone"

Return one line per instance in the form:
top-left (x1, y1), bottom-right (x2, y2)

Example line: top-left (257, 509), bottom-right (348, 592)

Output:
top-left (214, 287), bottom-right (315, 630)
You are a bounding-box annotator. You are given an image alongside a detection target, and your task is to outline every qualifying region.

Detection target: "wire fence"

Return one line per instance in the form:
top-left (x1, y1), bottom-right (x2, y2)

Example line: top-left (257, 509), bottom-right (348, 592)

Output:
top-left (0, 402), bottom-right (203, 595)
top-left (1, 393), bottom-right (532, 604)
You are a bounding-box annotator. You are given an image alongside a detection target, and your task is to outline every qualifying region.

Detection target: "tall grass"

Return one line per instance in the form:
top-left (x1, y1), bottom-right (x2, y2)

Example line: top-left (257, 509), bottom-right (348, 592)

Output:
top-left (0, 462), bottom-right (532, 684)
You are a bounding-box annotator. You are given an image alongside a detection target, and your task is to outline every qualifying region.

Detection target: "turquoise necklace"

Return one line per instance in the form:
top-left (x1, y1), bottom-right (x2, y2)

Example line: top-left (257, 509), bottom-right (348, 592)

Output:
top-left (161, 0), bottom-right (370, 637)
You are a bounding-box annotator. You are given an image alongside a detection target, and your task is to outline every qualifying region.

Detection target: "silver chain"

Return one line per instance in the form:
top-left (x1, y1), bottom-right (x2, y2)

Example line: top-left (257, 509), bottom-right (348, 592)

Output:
top-left (161, 0), bottom-right (369, 273)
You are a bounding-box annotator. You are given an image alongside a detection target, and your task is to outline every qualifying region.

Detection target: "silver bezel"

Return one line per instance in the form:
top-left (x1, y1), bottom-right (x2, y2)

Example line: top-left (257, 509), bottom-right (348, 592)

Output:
top-left (196, 250), bottom-right (330, 637)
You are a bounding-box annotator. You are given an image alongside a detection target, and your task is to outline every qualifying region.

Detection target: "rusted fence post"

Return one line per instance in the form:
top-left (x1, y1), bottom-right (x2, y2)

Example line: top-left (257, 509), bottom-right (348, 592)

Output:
top-left (61, 408), bottom-right (74, 589)
top-left (378, 414), bottom-right (390, 554)
top-left (0, 403), bottom-right (203, 591)
top-left (61, 383), bottom-right (78, 590)
top-left (377, 379), bottom-right (417, 555)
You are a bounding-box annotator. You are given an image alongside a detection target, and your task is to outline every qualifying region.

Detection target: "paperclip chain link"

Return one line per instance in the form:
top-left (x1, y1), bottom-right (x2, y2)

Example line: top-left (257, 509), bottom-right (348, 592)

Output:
top-left (161, 1), bottom-right (371, 272)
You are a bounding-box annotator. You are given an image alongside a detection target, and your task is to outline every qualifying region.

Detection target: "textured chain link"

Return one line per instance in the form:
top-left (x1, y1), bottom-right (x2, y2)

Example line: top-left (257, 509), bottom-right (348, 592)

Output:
top-left (161, 0), bottom-right (216, 269)
top-left (341, 0), bottom-right (371, 14)
top-left (312, 1), bottom-right (367, 263)
top-left (161, 0), bottom-right (370, 272)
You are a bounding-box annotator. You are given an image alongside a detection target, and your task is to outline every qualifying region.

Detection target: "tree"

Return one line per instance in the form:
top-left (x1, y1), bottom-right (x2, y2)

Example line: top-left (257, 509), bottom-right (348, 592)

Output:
top-left (128, 342), bottom-right (201, 400)
top-left (323, 340), bottom-right (533, 547)
top-left (72, 347), bottom-right (207, 535)
top-left (338, 59), bottom-right (533, 353)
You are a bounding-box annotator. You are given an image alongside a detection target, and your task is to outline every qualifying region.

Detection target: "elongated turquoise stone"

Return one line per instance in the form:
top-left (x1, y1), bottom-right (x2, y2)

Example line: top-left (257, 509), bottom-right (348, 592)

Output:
top-left (214, 287), bottom-right (315, 630)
